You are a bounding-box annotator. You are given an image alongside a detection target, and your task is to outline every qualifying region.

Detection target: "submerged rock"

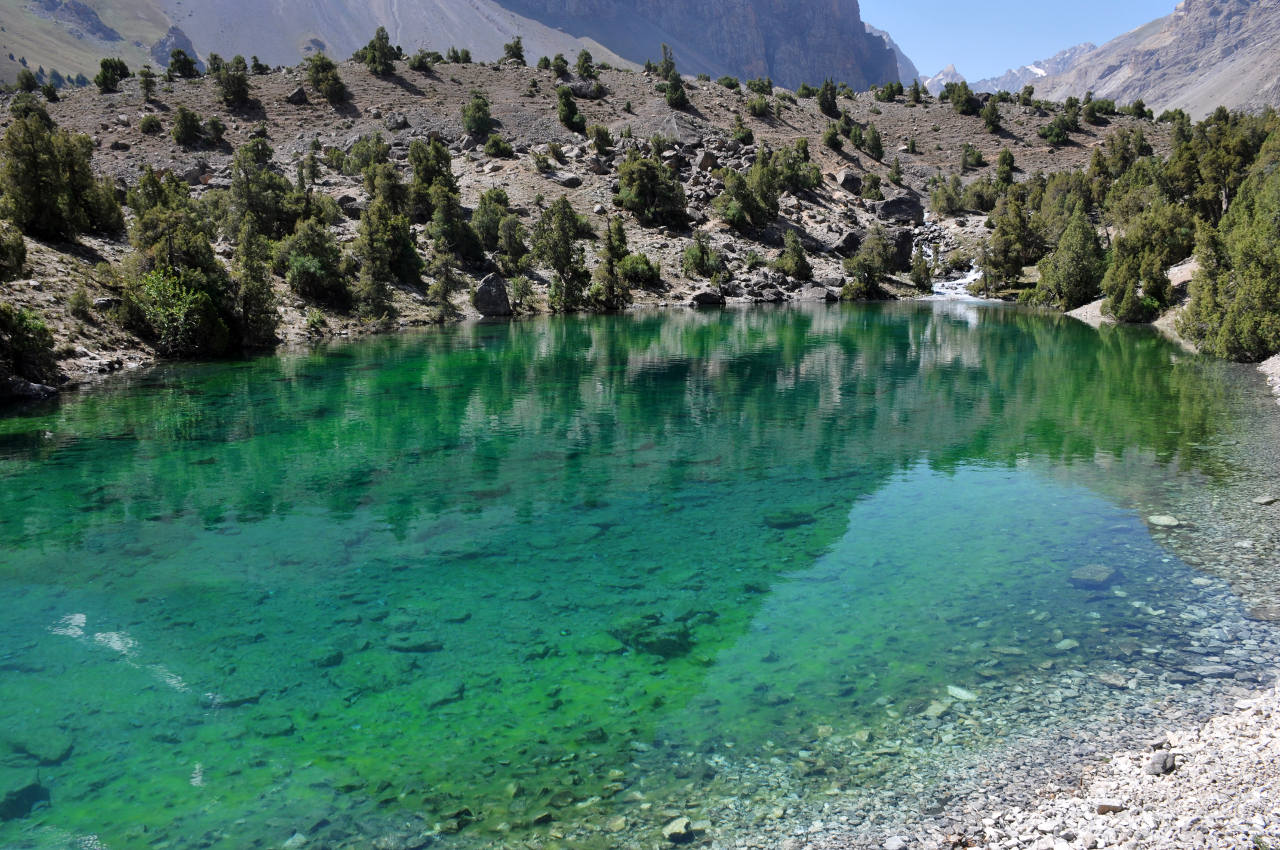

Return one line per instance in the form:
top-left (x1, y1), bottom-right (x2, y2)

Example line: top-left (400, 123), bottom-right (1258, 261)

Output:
top-left (946, 685), bottom-right (977, 701)
top-left (0, 782), bottom-right (49, 821)
top-left (1069, 563), bottom-right (1117, 589)
top-left (386, 634), bottom-right (443, 653)
top-left (1148, 515), bottom-right (1181, 527)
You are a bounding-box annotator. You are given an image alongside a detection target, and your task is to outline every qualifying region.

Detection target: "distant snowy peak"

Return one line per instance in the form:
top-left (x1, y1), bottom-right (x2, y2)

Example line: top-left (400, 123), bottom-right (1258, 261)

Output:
top-left (922, 64), bottom-right (965, 96)
top-left (971, 43), bottom-right (1095, 94)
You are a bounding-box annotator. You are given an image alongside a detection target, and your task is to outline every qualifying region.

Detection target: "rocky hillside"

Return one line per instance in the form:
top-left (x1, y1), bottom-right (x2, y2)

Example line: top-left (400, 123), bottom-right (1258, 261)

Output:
top-left (971, 43), bottom-right (1096, 95)
top-left (1034, 0), bottom-right (1280, 118)
top-left (0, 55), bottom-right (1165, 393)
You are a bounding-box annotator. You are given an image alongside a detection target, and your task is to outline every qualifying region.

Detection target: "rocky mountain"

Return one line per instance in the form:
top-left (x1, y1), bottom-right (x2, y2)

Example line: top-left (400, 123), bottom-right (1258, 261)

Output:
top-left (1034, 0), bottom-right (1280, 117)
top-left (866, 23), bottom-right (920, 86)
top-left (922, 64), bottom-right (965, 96)
top-left (493, 0), bottom-right (900, 89)
top-left (3, 0), bottom-right (902, 91)
top-left (970, 43), bottom-right (1095, 94)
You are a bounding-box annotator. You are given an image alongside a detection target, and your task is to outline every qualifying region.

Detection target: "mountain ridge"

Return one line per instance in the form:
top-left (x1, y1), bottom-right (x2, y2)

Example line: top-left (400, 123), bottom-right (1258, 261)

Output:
top-left (1033, 0), bottom-right (1280, 118)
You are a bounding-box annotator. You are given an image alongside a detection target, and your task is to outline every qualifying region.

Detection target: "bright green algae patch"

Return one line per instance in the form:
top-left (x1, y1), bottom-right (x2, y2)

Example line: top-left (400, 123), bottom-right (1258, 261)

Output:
top-left (0, 302), bottom-right (1266, 848)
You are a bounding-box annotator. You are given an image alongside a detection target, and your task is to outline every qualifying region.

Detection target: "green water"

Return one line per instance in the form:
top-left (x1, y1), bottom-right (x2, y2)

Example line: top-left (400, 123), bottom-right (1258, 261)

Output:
top-left (0, 302), bottom-right (1269, 848)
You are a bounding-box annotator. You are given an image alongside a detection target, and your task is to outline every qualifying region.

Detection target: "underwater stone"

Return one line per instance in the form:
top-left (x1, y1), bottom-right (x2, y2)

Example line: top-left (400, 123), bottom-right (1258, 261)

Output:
top-left (386, 634), bottom-right (443, 653)
top-left (662, 816), bottom-right (695, 843)
top-left (312, 649), bottom-right (344, 668)
top-left (7, 729), bottom-right (73, 765)
top-left (1148, 515), bottom-right (1181, 527)
top-left (762, 509), bottom-right (816, 529)
top-left (946, 685), bottom-right (976, 701)
top-left (0, 782), bottom-right (49, 821)
top-left (425, 681), bottom-right (466, 710)
top-left (1070, 564), bottom-right (1117, 589)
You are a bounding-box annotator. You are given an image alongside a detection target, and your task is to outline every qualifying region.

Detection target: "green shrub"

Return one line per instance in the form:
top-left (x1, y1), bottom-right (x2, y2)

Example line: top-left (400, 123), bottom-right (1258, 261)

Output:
top-left (407, 50), bottom-right (436, 73)
top-left (613, 152), bottom-right (687, 226)
top-left (484, 134), bottom-right (514, 158)
top-left (462, 91), bottom-right (494, 137)
top-left (0, 222), bottom-right (26, 279)
top-left (746, 77), bottom-right (772, 95)
top-left (307, 53), bottom-right (347, 103)
top-left (556, 87), bottom-right (586, 133)
top-left (139, 114), bottom-right (162, 134)
top-left (168, 49), bottom-right (198, 79)
top-left (1, 114), bottom-right (123, 239)
top-left (94, 58), bottom-right (130, 93)
top-left (772, 230), bottom-right (812, 280)
top-left (717, 76), bottom-right (740, 90)
top-left (171, 107), bottom-right (201, 146)
top-left (681, 231), bottom-right (722, 278)
top-left (822, 124), bottom-right (842, 151)
top-left (129, 268), bottom-right (230, 357)
top-left (356, 26), bottom-right (397, 76)
top-left (587, 124), bottom-right (612, 154)
top-left (0, 301), bottom-right (56, 382)
top-left (746, 95), bottom-right (770, 118)
top-left (618, 252), bottom-right (661, 289)
top-left (275, 218), bottom-right (349, 307)
top-left (503, 36), bottom-right (525, 66)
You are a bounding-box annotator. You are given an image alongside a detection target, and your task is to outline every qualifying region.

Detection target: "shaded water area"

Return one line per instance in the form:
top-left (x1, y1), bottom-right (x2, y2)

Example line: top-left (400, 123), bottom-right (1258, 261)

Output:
top-left (2, 302), bottom-right (1279, 849)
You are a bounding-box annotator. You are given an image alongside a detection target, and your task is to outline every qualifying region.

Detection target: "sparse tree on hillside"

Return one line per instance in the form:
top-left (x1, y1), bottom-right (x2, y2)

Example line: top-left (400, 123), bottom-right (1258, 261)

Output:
top-left (215, 55), bottom-right (252, 108)
top-left (306, 53), bottom-right (347, 103)
top-left (358, 27), bottom-right (397, 76)
top-left (532, 195), bottom-right (589, 311)
top-left (575, 50), bottom-right (596, 79)
top-left (94, 58), bottom-right (130, 93)
top-left (503, 36), bottom-right (526, 66)
top-left (168, 49), bottom-right (198, 79)
top-left (138, 64), bottom-right (156, 101)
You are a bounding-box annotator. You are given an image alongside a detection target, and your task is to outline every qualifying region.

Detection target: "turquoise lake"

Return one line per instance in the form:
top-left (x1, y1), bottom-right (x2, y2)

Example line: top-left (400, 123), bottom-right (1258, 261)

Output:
top-left (0, 301), bottom-right (1276, 849)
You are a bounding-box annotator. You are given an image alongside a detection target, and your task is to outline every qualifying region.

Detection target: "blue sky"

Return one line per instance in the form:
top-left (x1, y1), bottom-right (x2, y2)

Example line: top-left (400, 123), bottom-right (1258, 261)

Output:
top-left (859, 0), bottom-right (1176, 81)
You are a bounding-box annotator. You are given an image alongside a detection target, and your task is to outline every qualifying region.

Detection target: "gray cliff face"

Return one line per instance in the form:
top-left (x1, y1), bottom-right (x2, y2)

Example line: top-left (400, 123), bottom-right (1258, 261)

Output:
top-left (865, 23), bottom-right (921, 85)
top-left (503, 0), bottom-right (901, 89)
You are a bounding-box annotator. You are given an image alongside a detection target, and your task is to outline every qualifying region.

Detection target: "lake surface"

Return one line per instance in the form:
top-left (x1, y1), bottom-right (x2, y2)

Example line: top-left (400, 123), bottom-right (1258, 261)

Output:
top-left (1, 301), bottom-right (1277, 849)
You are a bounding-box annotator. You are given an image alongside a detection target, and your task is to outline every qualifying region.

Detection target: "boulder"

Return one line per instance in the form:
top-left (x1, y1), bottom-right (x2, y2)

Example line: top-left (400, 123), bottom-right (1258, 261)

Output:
top-left (884, 226), bottom-right (915, 271)
top-left (1144, 751), bottom-right (1177, 775)
top-left (1, 376), bottom-right (58, 402)
top-left (691, 289), bottom-right (726, 306)
top-left (872, 193), bottom-right (925, 225)
top-left (694, 150), bottom-right (718, 171)
top-left (180, 159), bottom-right (209, 185)
top-left (547, 171), bottom-right (582, 188)
top-left (823, 229), bottom-right (863, 257)
top-left (834, 169), bottom-right (862, 193)
top-left (384, 112), bottom-right (409, 131)
top-left (473, 274), bottom-right (513, 317)
top-left (336, 193), bottom-right (367, 220)
top-left (93, 297), bottom-right (121, 310)
top-left (284, 86), bottom-right (307, 105)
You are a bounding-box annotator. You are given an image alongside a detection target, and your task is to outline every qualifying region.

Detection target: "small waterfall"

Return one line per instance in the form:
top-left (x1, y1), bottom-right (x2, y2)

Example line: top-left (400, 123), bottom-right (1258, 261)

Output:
top-left (927, 267), bottom-right (984, 300)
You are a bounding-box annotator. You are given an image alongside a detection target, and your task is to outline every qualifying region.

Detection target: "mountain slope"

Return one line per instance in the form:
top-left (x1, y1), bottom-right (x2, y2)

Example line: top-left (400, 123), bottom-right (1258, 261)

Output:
top-left (1034, 0), bottom-right (1280, 118)
top-left (4, 0), bottom-right (902, 91)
